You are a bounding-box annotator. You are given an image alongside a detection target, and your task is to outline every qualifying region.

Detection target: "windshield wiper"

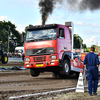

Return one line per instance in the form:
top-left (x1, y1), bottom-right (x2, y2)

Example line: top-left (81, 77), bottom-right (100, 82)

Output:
top-left (26, 40), bottom-right (35, 42)
top-left (39, 35), bottom-right (51, 40)
top-left (26, 37), bottom-right (36, 41)
top-left (27, 37), bottom-right (35, 40)
top-left (40, 35), bottom-right (49, 38)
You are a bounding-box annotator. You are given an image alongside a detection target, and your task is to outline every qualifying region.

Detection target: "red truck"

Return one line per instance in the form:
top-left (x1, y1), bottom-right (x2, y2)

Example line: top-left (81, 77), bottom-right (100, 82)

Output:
top-left (22, 22), bottom-right (84, 77)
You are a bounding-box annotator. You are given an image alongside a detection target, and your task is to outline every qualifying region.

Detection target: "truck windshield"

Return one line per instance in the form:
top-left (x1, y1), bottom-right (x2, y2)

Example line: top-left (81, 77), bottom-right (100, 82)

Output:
top-left (26, 28), bottom-right (57, 42)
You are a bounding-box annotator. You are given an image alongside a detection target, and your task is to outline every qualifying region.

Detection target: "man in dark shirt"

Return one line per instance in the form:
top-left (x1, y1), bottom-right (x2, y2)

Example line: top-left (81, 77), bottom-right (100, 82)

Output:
top-left (83, 47), bottom-right (99, 96)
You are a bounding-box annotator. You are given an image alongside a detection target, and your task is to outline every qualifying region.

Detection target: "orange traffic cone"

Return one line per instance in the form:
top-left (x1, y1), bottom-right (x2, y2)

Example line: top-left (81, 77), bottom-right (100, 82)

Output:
top-left (76, 70), bottom-right (84, 92)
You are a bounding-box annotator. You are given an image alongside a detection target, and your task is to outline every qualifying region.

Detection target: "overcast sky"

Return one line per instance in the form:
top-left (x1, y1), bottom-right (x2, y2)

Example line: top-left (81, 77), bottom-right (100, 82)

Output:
top-left (0, 0), bottom-right (100, 47)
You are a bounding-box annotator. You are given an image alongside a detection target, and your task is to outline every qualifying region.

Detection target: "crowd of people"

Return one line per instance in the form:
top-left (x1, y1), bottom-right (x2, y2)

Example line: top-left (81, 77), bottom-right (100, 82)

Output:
top-left (4, 52), bottom-right (23, 58)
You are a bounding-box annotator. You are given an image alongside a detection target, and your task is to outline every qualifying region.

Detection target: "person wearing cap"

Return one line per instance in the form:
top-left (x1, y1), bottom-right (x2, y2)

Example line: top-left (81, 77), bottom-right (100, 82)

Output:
top-left (83, 46), bottom-right (99, 96)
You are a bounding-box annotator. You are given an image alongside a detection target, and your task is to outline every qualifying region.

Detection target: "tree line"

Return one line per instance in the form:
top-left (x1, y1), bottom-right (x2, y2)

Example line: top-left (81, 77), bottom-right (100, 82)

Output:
top-left (74, 34), bottom-right (87, 49)
top-left (0, 21), bottom-right (22, 52)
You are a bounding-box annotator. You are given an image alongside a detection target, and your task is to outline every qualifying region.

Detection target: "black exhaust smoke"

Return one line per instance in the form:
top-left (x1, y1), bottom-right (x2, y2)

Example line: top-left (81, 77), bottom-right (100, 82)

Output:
top-left (67, 0), bottom-right (100, 11)
top-left (39, 0), bottom-right (55, 25)
top-left (38, 0), bottom-right (100, 25)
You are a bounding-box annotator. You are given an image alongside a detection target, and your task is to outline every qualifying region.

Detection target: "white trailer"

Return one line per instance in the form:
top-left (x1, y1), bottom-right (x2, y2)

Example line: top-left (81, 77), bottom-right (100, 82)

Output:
top-left (15, 47), bottom-right (24, 57)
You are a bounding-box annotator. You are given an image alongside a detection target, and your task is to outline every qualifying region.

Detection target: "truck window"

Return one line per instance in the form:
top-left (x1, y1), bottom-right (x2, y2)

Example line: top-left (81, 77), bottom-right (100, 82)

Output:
top-left (26, 28), bottom-right (57, 42)
top-left (59, 28), bottom-right (64, 38)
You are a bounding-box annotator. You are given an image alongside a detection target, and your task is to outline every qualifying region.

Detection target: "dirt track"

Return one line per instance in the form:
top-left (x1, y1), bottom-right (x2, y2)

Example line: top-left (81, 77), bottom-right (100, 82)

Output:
top-left (0, 62), bottom-right (24, 66)
top-left (1, 69), bottom-right (100, 100)
top-left (0, 69), bottom-right (79, 100)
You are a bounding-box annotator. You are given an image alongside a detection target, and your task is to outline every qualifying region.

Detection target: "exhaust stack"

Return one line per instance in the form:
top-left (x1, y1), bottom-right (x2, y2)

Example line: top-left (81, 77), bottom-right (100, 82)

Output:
top-left (65, 21), bottom-right (74, 59)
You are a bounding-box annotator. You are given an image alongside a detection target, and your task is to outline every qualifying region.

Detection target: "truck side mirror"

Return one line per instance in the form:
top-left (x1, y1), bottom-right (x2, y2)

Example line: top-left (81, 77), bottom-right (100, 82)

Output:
top-left (59, 30), bottom-right (64, 37)
top-left (57, 30), bottom-right (63, 38)
top-left (60, 30), bottom-right (63, 36)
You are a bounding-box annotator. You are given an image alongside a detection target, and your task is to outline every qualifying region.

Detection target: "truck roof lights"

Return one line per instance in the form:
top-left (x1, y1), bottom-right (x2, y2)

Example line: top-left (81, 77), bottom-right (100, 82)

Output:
top-left (27, 24), bottom-right (58, 31)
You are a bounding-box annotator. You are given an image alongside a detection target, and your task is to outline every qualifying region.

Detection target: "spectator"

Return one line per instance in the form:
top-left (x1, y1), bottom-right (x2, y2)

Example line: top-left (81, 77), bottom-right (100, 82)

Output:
top-left (12, 52), bottom-right (14, 58)
top-left (83, 47), bottom-right (99, 96)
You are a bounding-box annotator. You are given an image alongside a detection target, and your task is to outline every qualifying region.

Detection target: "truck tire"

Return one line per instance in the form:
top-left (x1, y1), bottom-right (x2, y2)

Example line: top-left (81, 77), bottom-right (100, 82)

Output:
top-left (2, 54), bottom-right (8, 64)
top-left (30, 68), bottom-right (40, 77)
top-left (59, 60), bottom-right (70, 76)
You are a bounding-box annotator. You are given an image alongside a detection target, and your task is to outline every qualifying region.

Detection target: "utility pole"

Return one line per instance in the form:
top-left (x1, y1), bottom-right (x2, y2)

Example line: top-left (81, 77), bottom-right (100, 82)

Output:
top-left (8, 25), bottom-right (10, 53)
top-left (8, 34), bottom-right (9, 53)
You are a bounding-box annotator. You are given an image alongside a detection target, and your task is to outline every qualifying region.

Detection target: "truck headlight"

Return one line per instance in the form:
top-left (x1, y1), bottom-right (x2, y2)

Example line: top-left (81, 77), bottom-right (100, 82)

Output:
top-left (25, 58), bottom-right (30, 61)
top-left (51, 55), bottom-right (56, 59)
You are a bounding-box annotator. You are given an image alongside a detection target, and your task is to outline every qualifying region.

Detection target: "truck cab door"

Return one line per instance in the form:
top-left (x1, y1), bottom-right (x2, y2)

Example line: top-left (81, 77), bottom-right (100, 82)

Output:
top-left (57, 27), bottom-right (66, 59)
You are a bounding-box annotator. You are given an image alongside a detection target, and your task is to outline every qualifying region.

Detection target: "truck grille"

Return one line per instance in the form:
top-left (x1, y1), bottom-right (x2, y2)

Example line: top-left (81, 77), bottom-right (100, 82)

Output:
top-left (33, 56), bottom-right (46, 62)
top-left (25, 47), bottom-right (55, 56)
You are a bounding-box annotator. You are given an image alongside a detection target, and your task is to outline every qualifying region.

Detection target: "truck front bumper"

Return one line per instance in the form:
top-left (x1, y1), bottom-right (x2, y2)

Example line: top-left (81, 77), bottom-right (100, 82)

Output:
top-left (24, 54), bottom-right (59, 68)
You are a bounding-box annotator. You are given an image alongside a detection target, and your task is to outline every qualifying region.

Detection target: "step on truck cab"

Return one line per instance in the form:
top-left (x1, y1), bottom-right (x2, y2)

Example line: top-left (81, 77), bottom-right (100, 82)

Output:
top-left (22, 22), bottom-right (84, 77)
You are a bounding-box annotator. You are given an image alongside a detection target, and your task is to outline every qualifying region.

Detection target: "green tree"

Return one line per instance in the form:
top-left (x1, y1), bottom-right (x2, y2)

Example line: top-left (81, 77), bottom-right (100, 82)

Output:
top-left (82, 44), bottom-right (87, 49)
top-left (74, 34), bottom-right (83, 49)
top-left (21, 24), bottom-right (33, 42)
top-left (24, 24), bottom-right (33, 33)
top-left (0, 21), bottom-right (22, 52)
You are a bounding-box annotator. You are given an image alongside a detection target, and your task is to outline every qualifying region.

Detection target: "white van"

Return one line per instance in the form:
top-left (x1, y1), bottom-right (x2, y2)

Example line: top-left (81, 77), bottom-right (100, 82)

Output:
top-left (15, 47), bottom-right (24, 57)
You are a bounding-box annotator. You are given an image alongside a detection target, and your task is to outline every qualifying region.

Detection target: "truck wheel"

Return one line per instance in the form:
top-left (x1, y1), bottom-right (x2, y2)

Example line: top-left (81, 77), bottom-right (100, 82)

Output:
top-left (59, 60), bottom-right (70, 76)
top-left (2, 54), bottom-right (8, 64)
top-left (30, 68), bottom-right (40, 77)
